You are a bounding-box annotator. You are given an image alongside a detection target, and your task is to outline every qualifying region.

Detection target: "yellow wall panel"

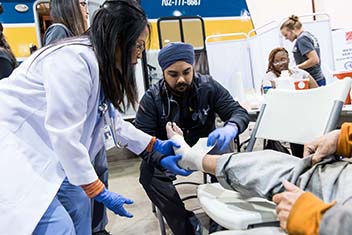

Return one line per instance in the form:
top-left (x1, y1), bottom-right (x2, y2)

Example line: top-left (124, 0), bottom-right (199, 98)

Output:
top-left (148, 22), bottom-right (160, 50)
top-left (204, 19), bottom-right (254, 41)
top-left (148, 18), bottom-right (254, 50)
top-left (3, 26), bottom-right (39, 59)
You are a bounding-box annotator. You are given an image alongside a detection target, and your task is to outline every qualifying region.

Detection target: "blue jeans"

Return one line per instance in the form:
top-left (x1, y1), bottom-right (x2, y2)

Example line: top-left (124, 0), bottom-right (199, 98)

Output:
top-left (317, 79), bottom-right (326, 86)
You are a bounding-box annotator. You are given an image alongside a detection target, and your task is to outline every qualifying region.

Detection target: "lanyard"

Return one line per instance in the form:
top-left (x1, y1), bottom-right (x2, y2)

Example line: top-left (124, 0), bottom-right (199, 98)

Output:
top-left (98, 92), bottom-right (128, 149)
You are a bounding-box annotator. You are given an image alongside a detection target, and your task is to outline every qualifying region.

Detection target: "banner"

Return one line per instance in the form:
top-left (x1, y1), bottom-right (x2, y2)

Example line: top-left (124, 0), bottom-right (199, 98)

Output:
top-left (141, 0), bottom-right (250, 19)
top-left (332, 28), bottom-right (352, 71)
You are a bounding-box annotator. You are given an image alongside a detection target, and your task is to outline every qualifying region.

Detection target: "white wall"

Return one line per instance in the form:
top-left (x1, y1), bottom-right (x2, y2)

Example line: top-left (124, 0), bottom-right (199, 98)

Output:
top-left (247, 0), bottom-right (352, 30)
top-left (246, 0), bottom-right (313, 28)
top-left (314, 0), bottom-right (352, 29)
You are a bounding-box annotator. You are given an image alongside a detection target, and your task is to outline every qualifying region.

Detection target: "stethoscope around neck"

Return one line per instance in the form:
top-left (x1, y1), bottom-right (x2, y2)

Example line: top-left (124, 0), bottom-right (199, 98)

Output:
top-left (98, 90), bottom-right (128, 149)
top-left (161, 84), bottom-right (210, 124)
top-left (161, 90), bottom-right (180, 123)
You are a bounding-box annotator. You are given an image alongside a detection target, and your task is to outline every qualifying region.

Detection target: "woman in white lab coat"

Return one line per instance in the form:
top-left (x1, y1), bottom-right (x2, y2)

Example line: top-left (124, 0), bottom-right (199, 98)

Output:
top-left (0, 1), bottom-right (179, 234)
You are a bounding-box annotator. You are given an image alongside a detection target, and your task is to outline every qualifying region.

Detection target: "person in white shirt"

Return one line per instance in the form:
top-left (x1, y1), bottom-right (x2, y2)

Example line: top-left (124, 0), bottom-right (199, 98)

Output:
top-left (263, 47), bottom-right (318, 91)
top-left (261, 47), bottom-right (318, 158)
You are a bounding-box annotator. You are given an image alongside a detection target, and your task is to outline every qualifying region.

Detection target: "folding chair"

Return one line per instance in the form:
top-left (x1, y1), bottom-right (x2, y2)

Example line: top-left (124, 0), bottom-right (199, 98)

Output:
top-left (197, 78), bottom-right (352, 233)
top-left (209, 226), bottom-right (286, 235)
top-left (246, 78), bottom-right (352, 152)
top-left (152, 175), bottom-right (206, 235)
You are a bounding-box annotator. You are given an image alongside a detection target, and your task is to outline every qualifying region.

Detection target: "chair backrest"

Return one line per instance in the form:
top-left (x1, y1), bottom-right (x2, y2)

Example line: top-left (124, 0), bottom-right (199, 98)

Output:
top-left (246, 78), bottom-right (352, 151)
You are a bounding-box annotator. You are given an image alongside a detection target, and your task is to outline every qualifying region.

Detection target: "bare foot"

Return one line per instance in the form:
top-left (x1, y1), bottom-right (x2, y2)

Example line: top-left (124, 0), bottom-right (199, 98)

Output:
top-left (166, 122), bottom-right (183, 139)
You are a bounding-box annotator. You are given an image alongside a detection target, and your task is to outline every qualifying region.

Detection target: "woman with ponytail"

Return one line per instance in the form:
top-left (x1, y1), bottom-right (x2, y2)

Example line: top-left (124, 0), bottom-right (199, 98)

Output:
top-left (280, 15), bottom-right (326, 86)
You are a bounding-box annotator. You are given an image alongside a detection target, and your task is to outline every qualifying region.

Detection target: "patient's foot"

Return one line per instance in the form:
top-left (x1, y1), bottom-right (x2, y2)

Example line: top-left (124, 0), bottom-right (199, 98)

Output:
top-left (166, 122), bottom-right (184, 138)
top-left (166, 122), bottom-right (211, 171)
top-left (166, 122), bottom-right (191, 159)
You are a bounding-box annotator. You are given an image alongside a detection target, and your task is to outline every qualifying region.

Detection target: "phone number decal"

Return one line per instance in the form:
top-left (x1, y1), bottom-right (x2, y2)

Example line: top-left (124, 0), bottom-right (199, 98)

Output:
top-left (161, 0), bottom-right (201, 7)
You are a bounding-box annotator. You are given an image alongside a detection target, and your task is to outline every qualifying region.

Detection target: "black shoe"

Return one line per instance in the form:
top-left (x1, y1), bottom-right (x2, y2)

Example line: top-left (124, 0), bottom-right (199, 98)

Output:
top-left (92, 230), bottom-right (110, 235)
top-left (209, 218), bottom-right (224, 233)
top-left (189, 215), bottom-right (203, 235)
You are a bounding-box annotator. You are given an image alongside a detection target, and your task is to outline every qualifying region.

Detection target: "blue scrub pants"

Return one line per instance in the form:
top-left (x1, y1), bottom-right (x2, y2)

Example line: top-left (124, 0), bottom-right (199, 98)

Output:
top-left (91, 148), bottom-right (109, 233)
top-left (32, 178), bottom-right (91, 235)
top-left (33, 197), bottom-right (76, 235)
top-left (57, 178), bottom-right (92, 235)
top-left (33, 148), bottom-right (108, 235)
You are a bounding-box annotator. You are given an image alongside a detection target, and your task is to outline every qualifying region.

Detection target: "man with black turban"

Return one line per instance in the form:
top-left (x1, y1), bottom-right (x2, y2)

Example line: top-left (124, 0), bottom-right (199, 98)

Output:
top-left (134, 42), bottom-right (249, 235)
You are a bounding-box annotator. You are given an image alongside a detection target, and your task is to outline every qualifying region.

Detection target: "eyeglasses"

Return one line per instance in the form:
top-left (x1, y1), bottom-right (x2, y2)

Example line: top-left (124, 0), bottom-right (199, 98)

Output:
top-left (80, 1), bottom-right (87, 7)
top-left (273, 59), bottom-right (288, 66)
top-left (135, 41), bottom-right (145, 53)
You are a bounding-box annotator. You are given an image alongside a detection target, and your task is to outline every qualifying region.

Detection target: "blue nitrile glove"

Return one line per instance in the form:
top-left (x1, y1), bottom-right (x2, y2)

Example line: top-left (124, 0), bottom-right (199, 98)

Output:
top-left (207, 123), bottom-right (239, 151)
top-left (153, 139), bottom-right (180, 155)
top-left (94, 188), bottom-right (134, 218)
top-left (160, 154), bottom-right (193, 176)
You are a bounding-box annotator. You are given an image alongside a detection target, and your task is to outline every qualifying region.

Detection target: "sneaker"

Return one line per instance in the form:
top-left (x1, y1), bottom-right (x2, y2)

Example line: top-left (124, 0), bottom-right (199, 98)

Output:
top-left (209, 218), bottom-right (224, 233)
top-left (189, 215), bottom-right (203, 235)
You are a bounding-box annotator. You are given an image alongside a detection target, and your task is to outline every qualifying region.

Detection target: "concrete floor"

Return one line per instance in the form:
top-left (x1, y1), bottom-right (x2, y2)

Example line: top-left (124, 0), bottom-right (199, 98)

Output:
top-left (105, 148), bottom-right (207, 235)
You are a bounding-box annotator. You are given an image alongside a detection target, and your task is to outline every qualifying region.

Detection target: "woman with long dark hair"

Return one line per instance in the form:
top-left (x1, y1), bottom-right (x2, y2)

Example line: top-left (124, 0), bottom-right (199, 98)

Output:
top-left (43, 1), bottom-right (107, 234)
top-left (0, 22), bottom-right (17, 78)
top-left (0, 1), bottom-right (178, 234)
top-left (43, 0), bottom-right (88, 45)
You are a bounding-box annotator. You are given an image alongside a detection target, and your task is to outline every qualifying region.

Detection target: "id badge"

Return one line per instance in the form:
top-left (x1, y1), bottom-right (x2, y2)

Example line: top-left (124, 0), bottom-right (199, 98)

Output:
top-left (103, 124), bottom-right (115, 150)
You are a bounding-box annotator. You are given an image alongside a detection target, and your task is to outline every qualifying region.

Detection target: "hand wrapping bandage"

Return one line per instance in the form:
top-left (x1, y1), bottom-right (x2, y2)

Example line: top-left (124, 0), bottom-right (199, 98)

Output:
top-left (170, 135), bottom-right (214, 171)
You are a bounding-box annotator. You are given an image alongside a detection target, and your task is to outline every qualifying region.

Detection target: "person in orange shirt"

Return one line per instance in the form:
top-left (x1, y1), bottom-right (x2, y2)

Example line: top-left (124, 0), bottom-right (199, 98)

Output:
top-left (273, 122), bottom-right (351, 235)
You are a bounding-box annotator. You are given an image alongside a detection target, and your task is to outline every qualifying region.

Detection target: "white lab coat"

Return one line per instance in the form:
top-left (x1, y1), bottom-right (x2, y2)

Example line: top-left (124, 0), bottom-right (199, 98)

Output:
top-left (0, 38), bottom-right (151, 234)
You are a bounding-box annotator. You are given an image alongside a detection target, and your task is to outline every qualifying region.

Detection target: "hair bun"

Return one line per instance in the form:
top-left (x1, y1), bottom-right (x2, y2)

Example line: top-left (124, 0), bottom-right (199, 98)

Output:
top-left (289, 15), bottom-right (299, 22)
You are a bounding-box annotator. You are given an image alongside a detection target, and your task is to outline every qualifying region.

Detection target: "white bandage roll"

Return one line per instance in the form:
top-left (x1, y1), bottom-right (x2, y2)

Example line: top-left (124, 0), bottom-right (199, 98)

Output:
top-left (171, 135), bottom-right (214, 171)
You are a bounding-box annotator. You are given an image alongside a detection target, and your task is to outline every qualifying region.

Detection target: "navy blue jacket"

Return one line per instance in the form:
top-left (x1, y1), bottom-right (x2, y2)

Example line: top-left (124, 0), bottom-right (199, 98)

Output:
top-left (135, 73), bottom-right (249, 168)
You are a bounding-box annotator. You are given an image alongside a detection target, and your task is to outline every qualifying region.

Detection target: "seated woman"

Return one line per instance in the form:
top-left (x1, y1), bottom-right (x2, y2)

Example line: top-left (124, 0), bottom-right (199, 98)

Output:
top-left (263, 47), bottom-right (318, 92)
top-left (261, 47), bottom-right (319, 158)
top-left (165, 121), bottom-right (352, 235)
